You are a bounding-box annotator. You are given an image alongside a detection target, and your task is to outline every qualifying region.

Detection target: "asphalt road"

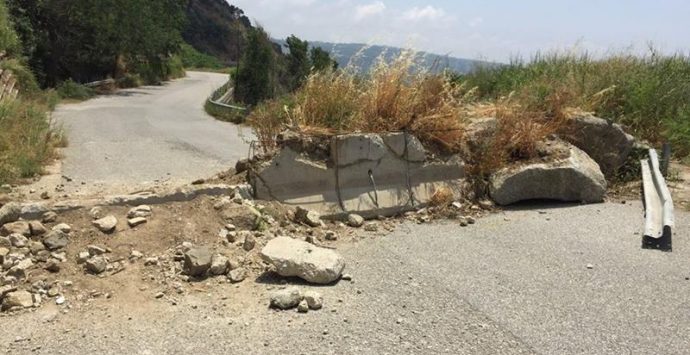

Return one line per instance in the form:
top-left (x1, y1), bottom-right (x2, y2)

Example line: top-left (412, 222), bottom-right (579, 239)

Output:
top-left (54, 71), bottom-right (250, 191)
top-left (2, 201), bottom-right (688, 354)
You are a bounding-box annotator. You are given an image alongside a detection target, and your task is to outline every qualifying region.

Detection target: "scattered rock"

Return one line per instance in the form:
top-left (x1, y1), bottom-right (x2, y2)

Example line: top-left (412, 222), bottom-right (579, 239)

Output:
top-left (41, 211), bottom-right (58, 223)
top-left (127, 217), bottom-right (147, 228)
top-left (490, 141), bottom-right (607, 205)
top-left (261, 237), bottom-right (346, 284)
top-left (76, 251), bottom-right (90, 264)
top-left (8, 259), bottom-right (33, 279)
top-left (303, 290), bottom-right (323, 310)
top-left (228, 267), bottom-right (247, 283)
top-left (1, 221), bottom-right (30, 237)
top-left (127, 205), bottom-right (152, 219)
top-left (89, 207), bottom-right (104, 220)
top-left (209, 254), bottom-right (229, 276)
top-left (347, 214), bottom-right (365, 228)
top-left (0, 203), bottom-right (22, 226)
top-left (295, 207), bottom-right (322, 227)
top-left (2, 291), bottom-right (34, 310)
top-left (586, 264), bottom-right (594, 270)
top-left (28, 221), bottom-right (47, 236)
top-left (243, 233), bottom-right (256, 252)
top-left (93, 216), bottom-right (118, 233)
top-left (43, 231), bottom-right (69, 251)
top-left (270, 286), bottom-right (302, 310)
top-left (130, 250), bottom-right (143, 259)
top-left (297, 300), bottom-right (309, 313)
top-left (363, 222), bottom-right (378, 232)
top-left (45, 260), bottom-right (60, 273)
top-left (52, 223), bottom-right (72, 234)
top-left (325, 230), bottom-right (338, 241)
top-left (40, 191), bottom-right (50, 200)
top-left (183, 247), bottom-right (212, 277)
top-left (87, 245), bottom-right (107, 256)
top-left (235, 159), bottom-right (251, 174)
top-left (341, 274), bottom-right (353, 281)
top-left (9, 233), bottom-right (29, 248)
top-left (85, 256), bottom-right (107, 274)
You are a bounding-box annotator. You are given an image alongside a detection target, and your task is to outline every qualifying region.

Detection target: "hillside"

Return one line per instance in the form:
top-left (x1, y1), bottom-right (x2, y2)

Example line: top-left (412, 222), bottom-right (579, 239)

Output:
top-left (307, 41), bottom-right (494, 73)
top-left (183, 0), bottom-right (251, 65)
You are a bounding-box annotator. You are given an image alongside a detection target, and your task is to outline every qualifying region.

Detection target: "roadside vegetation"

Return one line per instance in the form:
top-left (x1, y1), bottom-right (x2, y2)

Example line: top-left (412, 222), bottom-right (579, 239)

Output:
top-left (246, 48), bottom-right (690, 180)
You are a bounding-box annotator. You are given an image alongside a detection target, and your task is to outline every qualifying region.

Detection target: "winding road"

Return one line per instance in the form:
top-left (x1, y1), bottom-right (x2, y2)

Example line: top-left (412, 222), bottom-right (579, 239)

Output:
top-left (53, 71), bottom-right (250, 195)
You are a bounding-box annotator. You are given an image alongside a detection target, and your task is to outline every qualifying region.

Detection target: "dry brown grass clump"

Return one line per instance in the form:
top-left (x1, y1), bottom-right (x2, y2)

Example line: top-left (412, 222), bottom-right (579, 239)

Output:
top-left (428, 186), bottom-right (454, 208)
top-left (248, 51), bottom-right (473, 154)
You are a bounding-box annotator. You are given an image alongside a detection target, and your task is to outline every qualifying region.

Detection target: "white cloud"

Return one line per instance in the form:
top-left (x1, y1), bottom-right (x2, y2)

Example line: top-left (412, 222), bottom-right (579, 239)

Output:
top-left (469, 17), bottom-right (484, 28)
top-left (355, 1), bottom-right (386, 21)
top-left (402, 5), bottom-right (446, 21)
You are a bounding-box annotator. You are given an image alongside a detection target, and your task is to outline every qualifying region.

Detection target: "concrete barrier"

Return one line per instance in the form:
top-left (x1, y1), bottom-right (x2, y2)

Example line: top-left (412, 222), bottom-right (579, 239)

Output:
top-left (250, 132), bottom-right (465, 218)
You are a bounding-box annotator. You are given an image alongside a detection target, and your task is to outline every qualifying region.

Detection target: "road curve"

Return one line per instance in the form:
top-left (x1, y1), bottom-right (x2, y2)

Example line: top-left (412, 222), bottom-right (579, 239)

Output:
top-left (55, 71), bottom-right (250, 192)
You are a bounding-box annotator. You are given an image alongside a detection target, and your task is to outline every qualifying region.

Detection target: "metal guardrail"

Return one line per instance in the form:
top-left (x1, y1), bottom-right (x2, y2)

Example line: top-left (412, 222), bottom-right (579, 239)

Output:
top-left (641, 148), bottom-right (674, 251)
top-left (207, 81), bottom-right (246, 112)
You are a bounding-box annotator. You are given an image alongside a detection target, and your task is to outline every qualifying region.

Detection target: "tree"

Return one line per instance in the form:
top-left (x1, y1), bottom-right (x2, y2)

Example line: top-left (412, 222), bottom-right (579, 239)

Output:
top-left (285, 35), bottom-right (310, 90)
top-left (234, 27), bottom-right (278, 106)
top-left (310, 47), bottom-right (338, 72)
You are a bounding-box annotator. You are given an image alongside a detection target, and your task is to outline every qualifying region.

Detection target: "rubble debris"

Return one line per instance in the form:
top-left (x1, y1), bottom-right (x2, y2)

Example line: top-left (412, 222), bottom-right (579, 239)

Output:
top-left (261, 237), bottom-right (345, 284)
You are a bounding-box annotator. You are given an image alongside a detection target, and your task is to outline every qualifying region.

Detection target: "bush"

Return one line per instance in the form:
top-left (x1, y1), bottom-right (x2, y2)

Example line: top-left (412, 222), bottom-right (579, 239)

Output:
top-left (179, 43), bottom-right (225, 70)
top-left (460, 49), bottom-right (690, 157)
top-left (57, 79), bottom-right (95, 100)
top-left (117, 74), bottom-right (143, 88)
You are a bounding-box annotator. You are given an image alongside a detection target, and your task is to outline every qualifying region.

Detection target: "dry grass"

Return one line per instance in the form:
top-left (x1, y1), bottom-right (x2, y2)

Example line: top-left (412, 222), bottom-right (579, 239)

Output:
top-left (248, 51), bottom-right (472, 153)
top-left (428, 186), bottom-right (454, 208)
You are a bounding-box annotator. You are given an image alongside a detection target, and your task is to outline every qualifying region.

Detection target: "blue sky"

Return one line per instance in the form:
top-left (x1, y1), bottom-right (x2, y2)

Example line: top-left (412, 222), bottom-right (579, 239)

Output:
top-left (230, 0), bottom-right (689, 62)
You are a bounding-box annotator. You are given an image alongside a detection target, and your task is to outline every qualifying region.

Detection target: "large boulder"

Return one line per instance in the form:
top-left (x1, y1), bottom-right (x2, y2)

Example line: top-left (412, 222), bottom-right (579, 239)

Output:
top-left (260, 237), bottom-right (345, 284)
top-left (561, 115), bottom-right (634, 178)
top-left (490, 141), bottom-right (607, 205)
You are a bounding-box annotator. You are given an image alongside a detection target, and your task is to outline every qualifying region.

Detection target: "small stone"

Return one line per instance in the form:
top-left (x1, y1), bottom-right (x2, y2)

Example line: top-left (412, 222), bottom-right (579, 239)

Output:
top-left (228, 268), bottom-right (247, 283)
top-left (41, 212), bottom-right (58, 223)
top-left (127, 205), bottom-right (152, 219)
top-left (296, 207), bottom-right (322, 227)
top-left (183, 247), bottom-right (212, 277)
top-left (1, 222), bottom-right (30, 237)
top-left (466, 216), bottom-right (476, 225)
top-left (9, 233), bottom-right (29, 248)
top-left (45, 260), bottom-right (61, 273)
top-left (85, 256), bottom-right (107, 274)
top-left (347, 214), bottom-right (365, 228)
top-left (325, 231), bottom-right (338, 241)
top-left (29, 221), bottom-right (48, 236)
top-left (43, 231), bottom-right (69, 250)
top-left (89, 207), bottom-right (104, 220)
top-left (87, 245), bottom-right (107, 256)
top-left (55, 295), bottom-right (65, 305)
top-left (270, 286), bottom-right (302, 310)
top-left (459, 218), bottom-right (469, 227)
top-left (29, 241), bottom-right (46, 254)
top-left (93, 216), bottom-right (118, 233)
top-left (40, 191), bottom-right (50, 200)
top-left (363, 222), bottom-right (378, 232)
top-left (2, 291), bottom-right (34, 310)
top-left (303, 290), bottom-right (323, 310)
top-left (209, 254), bottom-right (229, 276)
top-left (243, 234), bottom-right (256, 252)
top-left (8, 259), bottom-right (33, 279)
top-left (155, 292), bottom-right (165, 299)
top-left (341, 274), bottom-right (353, 281)
top-left (586, 264), bottom-right (594, 270)
top-left (225, 224), bottom-right (237, 232)
top-left (297, 300), bottom-right (309, 313)
top-left (76, 251), bottom-right (90, 264)
top-left (127, 217), bottom-right (147, 228)
top-left (130, 250), bottom-right (143, 259)
top-left (52, 223), bottom-right (71, 234)
top-left (144, 257), bottom-right (158, 266)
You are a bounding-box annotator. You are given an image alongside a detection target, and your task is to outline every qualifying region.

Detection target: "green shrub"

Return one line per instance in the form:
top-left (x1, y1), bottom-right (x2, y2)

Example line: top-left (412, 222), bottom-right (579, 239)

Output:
top-left (179, 43), bottom-right (225, 70)
top-left (56, 79), bottom-right (95, 100)
top-left (117, 73), bottom-right (143, 88)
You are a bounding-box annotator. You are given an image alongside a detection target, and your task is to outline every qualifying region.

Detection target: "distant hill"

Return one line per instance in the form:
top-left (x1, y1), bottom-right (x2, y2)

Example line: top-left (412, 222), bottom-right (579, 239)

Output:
top-left (297, 41), bottom-right (494, 73)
